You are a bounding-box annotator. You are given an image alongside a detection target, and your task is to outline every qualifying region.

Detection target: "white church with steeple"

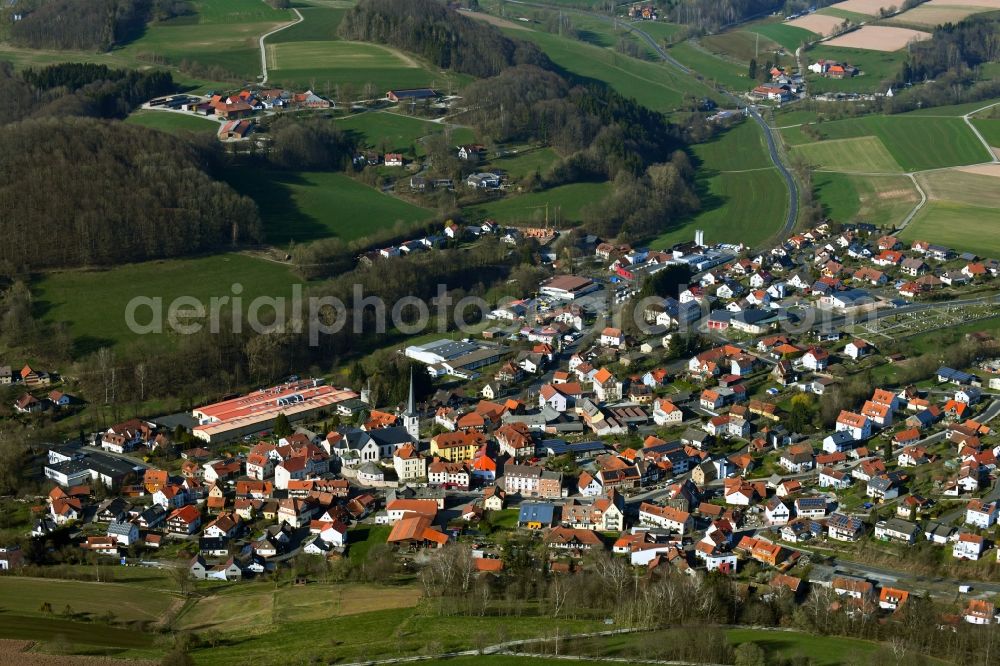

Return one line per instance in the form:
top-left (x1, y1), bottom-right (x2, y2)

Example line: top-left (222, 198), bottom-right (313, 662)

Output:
top-left (401, 369), bottom-right (420, 441)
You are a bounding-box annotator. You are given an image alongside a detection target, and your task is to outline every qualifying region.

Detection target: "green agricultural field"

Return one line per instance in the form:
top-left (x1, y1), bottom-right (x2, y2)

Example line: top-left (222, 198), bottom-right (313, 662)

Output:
top-left (174, 582), bottom-right (420, 631)
top-left (267, 40), bottom-right (449, 91)
top-left (793, 136), bottom-right (902, 172)
top-left (0, 615), bottom-right (155, 650)
top-left (769, 108), bottom-right (827, 127)
top-left (123, 110), bottom-right (219, 134)
top-left (189, 605), bottom-right (606, 666)
top-left (654, 168), bottom-right (788, 248)
top-left (972, 118), bottom-right (1000, 147)
top-left (464, 182), bottom-right (611, 225)
top-left (725, 628), bottom-right (880, 666)
top-left (813, 172), bottom-right (919, 226)
top-left (797, 115), bottom-right (989, 171)
top-left (745, 21), bottom-right (817, 51)
top-left (668, 42), bottom-right (751, 91)
top-left (228, 170), bottom-right (433, 244)
top-left (700, 30), bottom-right (783, 64)
top-left (33, 253), bottom-right (301, 353)
top-left (903, 97), bottom-right (1000, 116)
top-left (508, 28), bottom-right (717, 111)
top-left (693, 120), bottom-right (772, 171)
top-left (0, 576), bottom-right (175, 624)
top-left (335, 111), bottom-right (466, 155)
top-left (901, 201), bottom-right (1000, 257)
top-left (817, 6), bottom-right (871, 21)
top-left (267, 5), bottom-right (346, 43)
top-left (634, 21), bottom-right (685, 43)
top-left (115, 0), bottom-right (294, 81)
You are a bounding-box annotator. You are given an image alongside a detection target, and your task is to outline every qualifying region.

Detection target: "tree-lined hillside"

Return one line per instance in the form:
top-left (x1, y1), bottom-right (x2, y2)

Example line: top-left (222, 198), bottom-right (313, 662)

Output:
top-left (338, 0), bottom-right (550, 78)
top-left (666, 0), bottom-right (785, 32)
top-left (0, 118), bottom-right (260, 271)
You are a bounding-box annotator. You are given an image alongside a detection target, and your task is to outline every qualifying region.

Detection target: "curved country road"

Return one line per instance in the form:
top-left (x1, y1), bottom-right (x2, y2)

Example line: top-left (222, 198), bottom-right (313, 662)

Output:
top-left (258, 6), bottom-right (304, 85)
top-left (506, 1), bottom-right (800, 241)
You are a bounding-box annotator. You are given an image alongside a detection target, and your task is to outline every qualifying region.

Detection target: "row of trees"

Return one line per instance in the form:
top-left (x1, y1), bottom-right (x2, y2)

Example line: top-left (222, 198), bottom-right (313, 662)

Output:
top-left (412, 542), bottom-right (1000, 665)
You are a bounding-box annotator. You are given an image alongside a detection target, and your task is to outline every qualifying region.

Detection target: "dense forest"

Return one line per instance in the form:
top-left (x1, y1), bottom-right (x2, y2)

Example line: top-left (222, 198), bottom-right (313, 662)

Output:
top-left (338, 0), bottom-right (551, 78)
top-left (0, 118), bottom-right (260, 271)
top-left (9, 0), bottom-right (191, 51)
top-left (885, 15), bottom-right (1000, 112)
top-left (15, 63), bottom-right (176, 120)
top-left (903, 15), bottom-right (1000, 83)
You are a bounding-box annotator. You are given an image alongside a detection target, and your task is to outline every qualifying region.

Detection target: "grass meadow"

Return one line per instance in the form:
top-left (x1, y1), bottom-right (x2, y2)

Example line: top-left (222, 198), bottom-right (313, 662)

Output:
top-left (793, 136), bottom-right (902, 172)
top-left (123, 110), bottom-right (219, 134)
top-left (227, 170), bottom-right (433, 245)
top-left (33, 253), bottom-right (301, 353)
top-left (507, 27), bottom-right (717, 111)
top-left (464, 182), bottom-right (611, 225)
top-left (813, 172), bottom-right (919, 227)
top-left (901, 201), bottom-right (1000, 257)
top-left (785, 115), bottom-right (989, 171)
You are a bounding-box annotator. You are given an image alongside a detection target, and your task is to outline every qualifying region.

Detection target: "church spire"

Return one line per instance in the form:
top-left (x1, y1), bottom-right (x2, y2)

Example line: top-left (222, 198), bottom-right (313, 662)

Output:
top-left (403, 368), bottom-right (420, 441)
top-left (407, 368), bottom-right (415, 416)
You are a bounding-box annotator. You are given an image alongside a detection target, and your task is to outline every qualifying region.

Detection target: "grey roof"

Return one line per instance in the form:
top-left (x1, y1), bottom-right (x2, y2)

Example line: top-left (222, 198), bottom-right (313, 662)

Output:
top-left (881, 518), bottom-right (918, 536)
top-left (368, 426), bottom-right (414, 447)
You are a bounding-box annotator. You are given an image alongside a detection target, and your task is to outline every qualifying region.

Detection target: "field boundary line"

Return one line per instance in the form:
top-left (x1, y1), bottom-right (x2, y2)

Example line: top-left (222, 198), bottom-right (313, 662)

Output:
top-left (258, 3), bottom-right (304, 85)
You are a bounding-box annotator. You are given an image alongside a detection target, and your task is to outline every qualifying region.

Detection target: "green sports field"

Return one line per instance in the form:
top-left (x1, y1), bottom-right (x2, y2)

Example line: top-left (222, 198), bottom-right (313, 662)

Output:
top-left (901, 201), bottom-right (1000, 257)
top-left (34, 253), bottom-right (301, 353)
top-left (123, 110), bottom-right (219, 134)
top-left (793, 136), bottom-right (902, 172)
top-left (228, 170), bottom-right (434, 244)
top-left (464, 181), bottom-right (611, 225)
top-left (787, 115), bottom-right (990, 171)
top-left (813, 172), bottom-right (919, 227)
